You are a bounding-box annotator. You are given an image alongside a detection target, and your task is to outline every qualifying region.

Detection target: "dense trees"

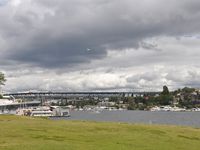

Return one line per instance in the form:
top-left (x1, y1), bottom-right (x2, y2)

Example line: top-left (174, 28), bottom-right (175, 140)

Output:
top-left (181, 87), bottom-right (196, 93)
top-left (176, 87), bottom-right (200, 108)
top-left (126, 85), bottom-right (173, 110)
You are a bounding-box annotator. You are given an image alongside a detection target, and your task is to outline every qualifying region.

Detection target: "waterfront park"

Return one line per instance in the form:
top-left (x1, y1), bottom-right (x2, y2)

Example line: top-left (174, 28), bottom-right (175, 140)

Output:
top-left (1, 72), bottom-right (200, 150)
top-left (1, 115), bottom-right (200, 150)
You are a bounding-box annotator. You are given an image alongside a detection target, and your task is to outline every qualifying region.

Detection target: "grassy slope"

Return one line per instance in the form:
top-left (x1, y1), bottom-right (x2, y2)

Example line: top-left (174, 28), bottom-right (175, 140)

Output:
top-left (0, 115), bottom-right (200, 150)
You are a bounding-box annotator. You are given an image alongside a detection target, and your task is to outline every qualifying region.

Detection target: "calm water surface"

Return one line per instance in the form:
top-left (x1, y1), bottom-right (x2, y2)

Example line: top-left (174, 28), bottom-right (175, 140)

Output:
top-left (56, 110), bottom-right (200, 127)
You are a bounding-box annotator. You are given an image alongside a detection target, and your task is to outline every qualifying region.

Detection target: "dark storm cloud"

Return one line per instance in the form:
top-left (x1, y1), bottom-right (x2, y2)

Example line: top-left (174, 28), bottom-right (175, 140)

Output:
top-left (1, 0), bottom-right (200, 69)
top-left (10, 35), bottom-right (107, 68)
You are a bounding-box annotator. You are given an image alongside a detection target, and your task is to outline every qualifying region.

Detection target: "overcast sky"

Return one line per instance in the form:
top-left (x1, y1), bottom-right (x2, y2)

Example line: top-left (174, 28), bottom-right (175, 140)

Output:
top-left (1, 0), bottom-right (200, 92)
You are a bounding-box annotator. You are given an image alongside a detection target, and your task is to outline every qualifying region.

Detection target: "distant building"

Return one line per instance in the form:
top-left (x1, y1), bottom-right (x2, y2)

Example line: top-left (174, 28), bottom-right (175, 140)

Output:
top-left (98, 101), bottom-right (116, 107)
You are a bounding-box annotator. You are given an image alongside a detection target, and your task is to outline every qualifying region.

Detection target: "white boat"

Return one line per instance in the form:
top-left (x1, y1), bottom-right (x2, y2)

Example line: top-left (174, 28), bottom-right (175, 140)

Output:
top-left (160, 106), bottom-right (171, 111)
top-left (150, 106), bottom-right (186, 112)
top-left (16, 106), bottom-right (70, 117)
top-left (31, 107), bottom-right (53, 117)
top-left (50, 106), bottom-right (70, 117)
top-left (171, 107), bottom-right (186, 112)
top-left (16, 107), bottom-right (53, 116)
top-left (191, 108), bottom-right (200, 112)
top-left (150, 106), bottom-right (161, 111)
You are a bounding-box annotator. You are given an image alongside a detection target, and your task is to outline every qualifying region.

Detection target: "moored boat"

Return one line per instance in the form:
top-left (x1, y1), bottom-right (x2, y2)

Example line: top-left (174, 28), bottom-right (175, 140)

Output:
top-left (16, 106), bottom-right (70, 117)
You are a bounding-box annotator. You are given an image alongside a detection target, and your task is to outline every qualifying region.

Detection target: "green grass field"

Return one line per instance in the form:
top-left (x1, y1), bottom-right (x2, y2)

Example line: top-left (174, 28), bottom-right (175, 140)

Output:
top-left (0, 115), bottom-right (200, 150)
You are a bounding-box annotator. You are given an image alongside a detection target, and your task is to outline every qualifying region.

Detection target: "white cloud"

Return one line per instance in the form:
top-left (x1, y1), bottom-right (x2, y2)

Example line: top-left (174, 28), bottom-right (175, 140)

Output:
top-left (1, 0), bottom-right (200, 92)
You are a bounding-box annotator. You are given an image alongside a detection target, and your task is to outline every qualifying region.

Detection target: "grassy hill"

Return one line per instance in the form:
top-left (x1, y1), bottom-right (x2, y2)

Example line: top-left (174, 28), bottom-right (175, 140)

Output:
top-left (0, 115), bottom-right (200, 150)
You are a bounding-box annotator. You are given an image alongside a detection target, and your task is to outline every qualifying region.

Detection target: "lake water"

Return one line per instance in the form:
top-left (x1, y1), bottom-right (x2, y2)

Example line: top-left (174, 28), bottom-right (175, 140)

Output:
top-left (54, 110), bottom-right (200, 127)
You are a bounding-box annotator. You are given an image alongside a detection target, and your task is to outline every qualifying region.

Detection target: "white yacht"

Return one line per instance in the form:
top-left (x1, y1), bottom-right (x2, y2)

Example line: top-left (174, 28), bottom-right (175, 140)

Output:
top-left (16, 106), bottom-right (70, 117)
top-left (31, 107), bottom-right (53, 117)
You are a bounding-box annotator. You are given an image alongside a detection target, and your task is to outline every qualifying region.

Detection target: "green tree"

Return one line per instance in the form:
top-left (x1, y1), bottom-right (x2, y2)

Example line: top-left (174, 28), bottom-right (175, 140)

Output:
top-left (157, 95), bottom-right (173, 105)
top-left (0, 72), bottom-right (6, 98)
top-left (0, 72), bottom-right (6, 86)
top-left (161, 85), bottom-right (169, 95)
top-left (157, 85), bottom-right (173, 105)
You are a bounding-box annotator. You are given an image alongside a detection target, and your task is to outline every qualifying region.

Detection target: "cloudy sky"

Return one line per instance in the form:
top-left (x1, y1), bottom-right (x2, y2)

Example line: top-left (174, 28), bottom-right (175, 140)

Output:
top-left (1, 0), bottom-right (200, 92)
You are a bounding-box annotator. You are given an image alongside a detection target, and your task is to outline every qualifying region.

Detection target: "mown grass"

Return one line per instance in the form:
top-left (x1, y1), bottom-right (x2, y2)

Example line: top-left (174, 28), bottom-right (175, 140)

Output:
top-left (0, 115), bottom-right (200, 150)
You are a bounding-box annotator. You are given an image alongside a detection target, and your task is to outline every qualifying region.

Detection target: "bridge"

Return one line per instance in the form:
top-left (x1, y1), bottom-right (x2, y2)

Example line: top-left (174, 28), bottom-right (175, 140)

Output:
top-left (4, 91), bottom-right (161, 99)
